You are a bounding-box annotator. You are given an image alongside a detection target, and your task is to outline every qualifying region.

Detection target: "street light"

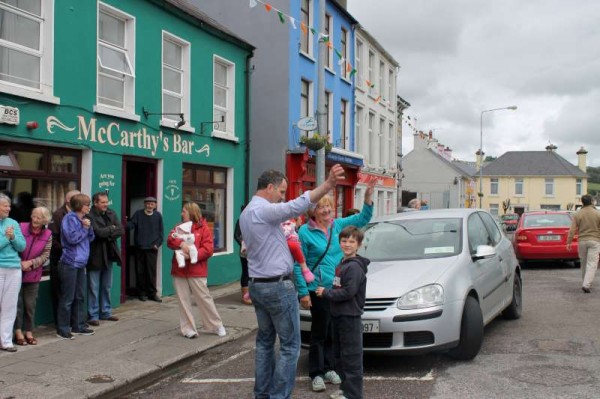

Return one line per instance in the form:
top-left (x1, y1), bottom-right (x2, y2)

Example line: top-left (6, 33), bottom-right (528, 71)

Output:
top-left (479, 105), bottom-right (517, 208)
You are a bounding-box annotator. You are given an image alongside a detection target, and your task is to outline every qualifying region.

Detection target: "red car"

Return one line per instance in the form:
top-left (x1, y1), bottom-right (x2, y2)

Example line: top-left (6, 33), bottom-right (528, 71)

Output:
top-left (512, 211), bottom-right (578, 264)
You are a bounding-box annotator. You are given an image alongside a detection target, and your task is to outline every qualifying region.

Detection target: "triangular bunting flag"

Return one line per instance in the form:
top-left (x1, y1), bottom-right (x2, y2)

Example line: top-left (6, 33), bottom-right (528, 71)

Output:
top-left (278, 11), bottom-right (285, 23)
top-left (300, 22), bottom-right (307, 35)
top-left (375, 95), bottom-right (381, 103)
top-left (264, 3), bottom-right (272, 12)
top-left (249, 0), bottom-right (257, 8)
top-left (346, 63), bottom-right (352, 73)
top-left (334, 48), bottom-right (342, 58)
top-left (289, 16), bottom-right (297, 29)
top-left (310, 27), bottom-right (317, 35)
top-left (338, 57), bottom-right (345, 66)
top-left (349, 68), bottom-right (357, 77)
top-left (327, 40), bottom-right (333, 49)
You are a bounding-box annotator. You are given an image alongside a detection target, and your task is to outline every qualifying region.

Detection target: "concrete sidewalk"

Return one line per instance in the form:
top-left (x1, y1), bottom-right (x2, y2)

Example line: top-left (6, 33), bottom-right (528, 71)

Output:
top-left (0, 283), bottom-right (258, 398)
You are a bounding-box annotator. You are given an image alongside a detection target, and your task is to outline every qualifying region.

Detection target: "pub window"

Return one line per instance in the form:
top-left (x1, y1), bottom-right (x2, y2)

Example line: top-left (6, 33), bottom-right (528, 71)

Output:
top-left (182, 164), bottom-right (227, 252)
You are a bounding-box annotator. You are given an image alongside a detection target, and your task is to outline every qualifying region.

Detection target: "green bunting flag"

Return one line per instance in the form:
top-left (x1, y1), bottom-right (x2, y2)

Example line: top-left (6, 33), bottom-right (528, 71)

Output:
top-left (278, 11), bottom-right (285, 23)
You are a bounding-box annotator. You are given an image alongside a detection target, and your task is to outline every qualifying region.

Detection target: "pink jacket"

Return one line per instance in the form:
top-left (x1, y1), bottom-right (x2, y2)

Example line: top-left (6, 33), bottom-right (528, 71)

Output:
top-left (19, 223), bottom-right (52, 283)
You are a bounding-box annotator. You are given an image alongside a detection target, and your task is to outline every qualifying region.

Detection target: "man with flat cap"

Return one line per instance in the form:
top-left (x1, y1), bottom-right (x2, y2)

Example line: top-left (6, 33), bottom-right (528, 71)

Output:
top-left (128, 196), bottom-right (164, 302)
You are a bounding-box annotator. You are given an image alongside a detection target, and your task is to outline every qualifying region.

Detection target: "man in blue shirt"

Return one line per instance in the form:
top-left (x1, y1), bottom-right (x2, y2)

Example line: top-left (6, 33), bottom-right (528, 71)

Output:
top-left (240, 164), bottom-right (344, 399)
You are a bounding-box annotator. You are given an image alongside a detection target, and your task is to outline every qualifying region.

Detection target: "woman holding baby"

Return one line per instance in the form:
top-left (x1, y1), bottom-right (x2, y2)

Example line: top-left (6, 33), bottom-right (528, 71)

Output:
top-left (167, 202), bottom-right (226, 339)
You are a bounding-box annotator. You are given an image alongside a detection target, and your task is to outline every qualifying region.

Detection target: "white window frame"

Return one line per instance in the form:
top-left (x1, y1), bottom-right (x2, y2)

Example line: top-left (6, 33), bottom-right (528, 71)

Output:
top-left (340, 98), bottom-right (348, 150)
top-left (368, 111), bottom-right (375, 165)
top-left (388, 122), bottom-right (395, 170)
top-left (161, 31), bottom-right (193, 132)
top-left (355, 104), bottom-right (363, 154)
top-left (0, 0), bottom-right (58, 104)
top-left (324, 13), bottom-right (333, 70)
top-left (368, 49), bottom-right (375, 97)
top-left (300, 78), bottom-right (313, 119)
top-left (355, 39), bottom-right (363, 89)
top-left (300, 0), bottom-right (313, 58)
top-left (388, 67), bottom-right (394, 106)
top-left (490, 178), bottom-right (499, 195)
top-left (515, 178), bottom-right (524, 196)
top-left (576, 178), bottom-right (582, 196)
top-left (95, 3), bottom-right (138, 121)
top-left (489, 203), bottom-right (499, 216)
top-left (545, 178), bottom-right (554, 196)
top-left (379, 117), bottom-right (387, 168)
top-left (341, 27), bottom-right (349, 80)
top-left (212, 55), bottom-right (237, 141)
top-left (324, 90), bottom-right (332, 136)
top-left (378, 60), bottom-right (385, 98)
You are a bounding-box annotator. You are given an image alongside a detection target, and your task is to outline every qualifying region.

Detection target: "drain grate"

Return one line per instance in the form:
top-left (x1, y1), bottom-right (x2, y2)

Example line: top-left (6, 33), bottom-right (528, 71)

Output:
top-left (506, 365), bottom-right (595, 387)
top-left (86, 375), bottom-right (115, 384)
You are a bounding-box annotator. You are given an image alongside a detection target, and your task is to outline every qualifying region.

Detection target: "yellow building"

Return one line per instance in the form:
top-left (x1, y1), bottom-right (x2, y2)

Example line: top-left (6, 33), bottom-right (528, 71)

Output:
top-left (477, 146), bottom-right (588, 216)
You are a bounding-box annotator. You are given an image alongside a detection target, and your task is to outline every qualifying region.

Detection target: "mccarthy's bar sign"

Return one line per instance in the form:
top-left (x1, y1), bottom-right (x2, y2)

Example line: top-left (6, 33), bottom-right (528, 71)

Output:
top-left (46, 115), bottom-right (210, 157)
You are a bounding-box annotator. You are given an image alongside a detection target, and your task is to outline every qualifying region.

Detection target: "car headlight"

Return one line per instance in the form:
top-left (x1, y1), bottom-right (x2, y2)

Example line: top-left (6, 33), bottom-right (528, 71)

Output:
top-left (397, 284), bottom-right (444, 310)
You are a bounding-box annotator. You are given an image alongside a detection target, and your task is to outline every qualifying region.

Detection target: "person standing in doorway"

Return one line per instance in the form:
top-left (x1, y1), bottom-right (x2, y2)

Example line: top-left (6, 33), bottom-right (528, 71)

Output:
top-left (567, 194), bottom-right (600, 293)
top-left (239, 164), bottom-right (345, 399)
top-left (128, 197), bottom-right (163, 302)
top-left (48, 189), bottom-right (80, 323)
top-left (86, 192), bottom-right (123, 326)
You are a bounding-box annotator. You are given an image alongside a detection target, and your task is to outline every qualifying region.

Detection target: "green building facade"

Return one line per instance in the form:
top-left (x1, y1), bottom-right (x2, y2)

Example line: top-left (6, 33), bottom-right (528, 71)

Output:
top-left (0, 0), bottom-right (253, 323)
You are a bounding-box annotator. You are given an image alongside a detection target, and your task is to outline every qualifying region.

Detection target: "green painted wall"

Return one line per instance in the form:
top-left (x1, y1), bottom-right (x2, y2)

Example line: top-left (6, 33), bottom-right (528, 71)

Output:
top-left (0, 0), bottom-right (252, 324)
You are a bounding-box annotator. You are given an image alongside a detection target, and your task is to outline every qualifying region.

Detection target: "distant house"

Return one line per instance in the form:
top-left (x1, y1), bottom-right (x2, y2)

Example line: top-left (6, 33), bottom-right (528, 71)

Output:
top-left (478, 145), bottom-right (588, 216)
top-left (402, 131), bottom-right (476, 209)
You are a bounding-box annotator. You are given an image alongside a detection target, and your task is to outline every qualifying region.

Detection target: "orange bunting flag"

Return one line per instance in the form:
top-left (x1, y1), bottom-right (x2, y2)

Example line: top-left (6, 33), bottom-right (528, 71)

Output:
top-left (264, 3), bottom-right (272, 12)
top-left (300, 22), bottom-right (307, 35)
top-left (346, 62), bottom-right (352, 73)
top-left (327, 40), bottom-right (333, 49)
top-left (375, 95), bottom-right (382, 103)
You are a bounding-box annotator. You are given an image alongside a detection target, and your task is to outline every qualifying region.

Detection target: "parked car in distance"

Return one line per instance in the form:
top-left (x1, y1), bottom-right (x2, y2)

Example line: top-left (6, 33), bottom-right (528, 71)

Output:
top-left (299, 209), bottom-right (522, 360)
top-left (512, 211), bottom-right (578, 265)
top-left (500, 213), bottom-right (519, 231)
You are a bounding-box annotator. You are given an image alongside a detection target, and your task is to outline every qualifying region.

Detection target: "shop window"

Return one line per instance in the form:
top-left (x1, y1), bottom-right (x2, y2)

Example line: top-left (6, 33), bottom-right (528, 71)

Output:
top-left (182, 164), bottom-right (227, 252)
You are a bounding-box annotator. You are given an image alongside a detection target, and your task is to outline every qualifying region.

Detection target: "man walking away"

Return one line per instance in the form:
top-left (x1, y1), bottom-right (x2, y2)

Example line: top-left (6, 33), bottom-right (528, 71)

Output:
top-left (240, 164), bottom-right (345, 399)
top-left (567, 194), bottom-right (600, 293)
top-left (128, 196), bottom-right (164, 302)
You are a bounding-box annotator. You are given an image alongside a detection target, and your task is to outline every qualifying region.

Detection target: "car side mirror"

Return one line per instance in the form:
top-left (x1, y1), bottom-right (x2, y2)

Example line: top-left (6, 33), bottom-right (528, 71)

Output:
top-left (473, 245), bottom-right (496, 260)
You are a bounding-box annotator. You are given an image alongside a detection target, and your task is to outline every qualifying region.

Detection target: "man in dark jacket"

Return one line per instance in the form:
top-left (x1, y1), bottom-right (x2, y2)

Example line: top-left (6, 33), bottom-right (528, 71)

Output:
top-left (316, 226), bottom-right (370, 399)
top-left (86, 192), bottom-right (123, 325)
top-left (127, 196), bottom-right (163, 302)
top-left (48, 189), bottom-right (80, 323)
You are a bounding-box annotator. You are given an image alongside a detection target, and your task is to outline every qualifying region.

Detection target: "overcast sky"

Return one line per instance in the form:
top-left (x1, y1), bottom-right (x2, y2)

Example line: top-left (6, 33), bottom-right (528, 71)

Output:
top-left (347, 0), bottom-right (600, 167)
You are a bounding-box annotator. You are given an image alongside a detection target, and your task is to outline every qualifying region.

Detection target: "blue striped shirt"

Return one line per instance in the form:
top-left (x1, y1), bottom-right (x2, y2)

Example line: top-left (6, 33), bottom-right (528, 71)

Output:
top-left (240, 192), bottom-right (313, 278)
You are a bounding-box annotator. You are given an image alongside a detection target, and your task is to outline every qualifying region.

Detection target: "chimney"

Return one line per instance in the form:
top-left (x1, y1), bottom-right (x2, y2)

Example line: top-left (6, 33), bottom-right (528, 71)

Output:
top-left (577, 146), bottom-right (588, 172)
top-left (413, 131), bottom-right (428, 150)
top-left (476, 149), bottom-right (484, 171)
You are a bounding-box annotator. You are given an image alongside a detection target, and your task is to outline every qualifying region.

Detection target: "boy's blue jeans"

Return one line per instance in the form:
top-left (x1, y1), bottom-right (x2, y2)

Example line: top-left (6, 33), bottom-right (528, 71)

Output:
top-left (332, 315), bottom-right (363, 399)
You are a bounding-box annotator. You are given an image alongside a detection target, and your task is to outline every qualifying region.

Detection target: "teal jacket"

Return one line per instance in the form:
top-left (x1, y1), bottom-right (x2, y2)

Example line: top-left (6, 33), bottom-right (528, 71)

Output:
top-left (294, 203), bottom-right (373, 298)
top-left (0, 217), bottom-right (26, 268)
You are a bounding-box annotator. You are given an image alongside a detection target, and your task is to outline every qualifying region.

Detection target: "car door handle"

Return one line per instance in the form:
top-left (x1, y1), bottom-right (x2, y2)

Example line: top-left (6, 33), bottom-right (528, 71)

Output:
top-left (499, 256), bottom-right (503, 262)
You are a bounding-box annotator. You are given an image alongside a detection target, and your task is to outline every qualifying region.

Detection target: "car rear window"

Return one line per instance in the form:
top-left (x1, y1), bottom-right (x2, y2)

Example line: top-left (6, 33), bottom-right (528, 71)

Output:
top-left (501, 214), bottom-right (518, 220)
top-left (360, 218), bottom-right (462, 261)
top-left (522, 214), bottom-right (571, 228)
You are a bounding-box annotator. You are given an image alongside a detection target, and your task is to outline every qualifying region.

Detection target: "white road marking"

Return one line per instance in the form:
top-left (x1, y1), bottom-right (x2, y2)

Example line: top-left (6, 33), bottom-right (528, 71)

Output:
top-left (181, 370), bottom-right (435, 384)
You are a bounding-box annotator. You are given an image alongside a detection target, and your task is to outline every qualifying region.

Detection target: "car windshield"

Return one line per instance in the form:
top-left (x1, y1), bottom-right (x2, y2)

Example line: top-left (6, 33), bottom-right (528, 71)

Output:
top-left (359, 218), bottom-right (462, 261)
top-left (501, 214), bottom-right (518, 220)
top-left (522, 214), bottom-right (571, 228)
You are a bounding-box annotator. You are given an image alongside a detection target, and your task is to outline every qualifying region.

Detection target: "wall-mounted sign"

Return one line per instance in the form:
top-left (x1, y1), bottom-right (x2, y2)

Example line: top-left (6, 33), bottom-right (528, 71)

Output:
top-left (0, 105), bottom-right (19, 125)
top-left (296, 116), bottom-right (317, 131)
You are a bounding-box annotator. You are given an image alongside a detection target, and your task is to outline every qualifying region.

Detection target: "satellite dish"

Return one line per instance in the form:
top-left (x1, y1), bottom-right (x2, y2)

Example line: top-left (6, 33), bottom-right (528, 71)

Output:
top-left (297, 117), bottom-right (318, 131)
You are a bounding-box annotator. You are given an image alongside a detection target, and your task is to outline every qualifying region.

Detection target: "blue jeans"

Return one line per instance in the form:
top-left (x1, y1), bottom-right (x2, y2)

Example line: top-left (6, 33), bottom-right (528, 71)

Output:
top-left (57, 261), bottom-right (86, 335)
top-left (249, 279), bottom-right (300, 399)
top-left (87, 266), bottom-right (113, 321)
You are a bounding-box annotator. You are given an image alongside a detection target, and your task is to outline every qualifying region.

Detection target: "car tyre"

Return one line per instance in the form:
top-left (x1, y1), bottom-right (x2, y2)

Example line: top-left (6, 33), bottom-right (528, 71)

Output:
top-left (502, 272), bottom-right (522, 320)
top-left (448, 296), bottom-right (483, 361)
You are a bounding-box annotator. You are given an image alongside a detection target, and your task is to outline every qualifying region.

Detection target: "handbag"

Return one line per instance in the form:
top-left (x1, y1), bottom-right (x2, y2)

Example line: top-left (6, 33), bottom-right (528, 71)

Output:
top-left (310, 227), bottom-right (332, 273)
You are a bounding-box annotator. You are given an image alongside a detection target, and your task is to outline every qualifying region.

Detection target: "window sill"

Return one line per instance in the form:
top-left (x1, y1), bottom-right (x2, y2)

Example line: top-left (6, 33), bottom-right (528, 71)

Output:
top-left (300, 51), bottom-right (316, 63)
top-left (325, 66), bottom-right (336, 76)
top-left (356, 85), bottom-right (365, 93)
top-left (94, 105), bottom-right (141, 122)
top-left (0, 84), bottom-right (60, 105)
top-left (211, 130), bottom-right (239, 143)
top-left (341, 76), bottom-right (352, 86)
top-left (160, 119), bottom-right (196, 134)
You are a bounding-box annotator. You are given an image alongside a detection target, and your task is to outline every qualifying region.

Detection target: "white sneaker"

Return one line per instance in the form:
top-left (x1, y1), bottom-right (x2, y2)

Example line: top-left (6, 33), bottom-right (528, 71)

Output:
top-left (312, 376), bottom-right (326, 392)
top-left (216, 326), bottom-right (227, 337)
top-left (324, 370), bottom-right (342, 385)
top-left (330, 390), bottom-right (347, 399)
top-left (184, 331), bottom-right (198, 339)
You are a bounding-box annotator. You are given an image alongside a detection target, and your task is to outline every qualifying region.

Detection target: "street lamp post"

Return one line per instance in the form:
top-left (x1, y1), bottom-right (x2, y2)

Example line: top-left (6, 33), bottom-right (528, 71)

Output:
top-left (479, 105), bottom-right (517, 208)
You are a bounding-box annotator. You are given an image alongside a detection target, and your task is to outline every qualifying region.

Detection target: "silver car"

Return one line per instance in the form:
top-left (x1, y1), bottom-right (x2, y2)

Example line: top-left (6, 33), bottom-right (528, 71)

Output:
top-left (299, 209), bottom-right (522, 360)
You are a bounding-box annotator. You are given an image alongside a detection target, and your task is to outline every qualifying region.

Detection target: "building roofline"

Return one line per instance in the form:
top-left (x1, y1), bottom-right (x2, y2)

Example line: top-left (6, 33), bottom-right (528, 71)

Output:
top-left (356, 24), bottom-right (399, 67)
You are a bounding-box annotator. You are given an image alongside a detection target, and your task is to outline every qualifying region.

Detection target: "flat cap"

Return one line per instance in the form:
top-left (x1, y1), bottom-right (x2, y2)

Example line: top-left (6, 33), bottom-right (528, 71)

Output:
top-left (144, 196), bottom-right (157, 203)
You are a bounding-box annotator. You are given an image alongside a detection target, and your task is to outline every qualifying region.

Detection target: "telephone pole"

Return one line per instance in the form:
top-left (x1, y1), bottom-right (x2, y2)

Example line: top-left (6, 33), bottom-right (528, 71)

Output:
top-left (316, 0), bottom-right (326, 185)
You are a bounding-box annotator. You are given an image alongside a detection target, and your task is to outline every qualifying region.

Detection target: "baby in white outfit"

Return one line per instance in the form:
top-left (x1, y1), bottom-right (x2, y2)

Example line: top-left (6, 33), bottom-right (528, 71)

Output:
top-left (172, 221), bottom-right (198, 267)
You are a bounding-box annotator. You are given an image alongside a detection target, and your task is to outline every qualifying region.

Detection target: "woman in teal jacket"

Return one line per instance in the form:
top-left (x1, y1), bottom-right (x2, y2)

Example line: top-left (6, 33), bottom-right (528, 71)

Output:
top-left (294, 181), bottom-right (374, 392)
top-left (0, 193), bottom-right (26, 352)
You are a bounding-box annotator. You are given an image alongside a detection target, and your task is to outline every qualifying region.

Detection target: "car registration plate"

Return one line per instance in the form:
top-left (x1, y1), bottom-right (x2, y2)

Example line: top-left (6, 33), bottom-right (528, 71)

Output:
top-left (361, 320), bottom-right (380, 333)
top-left (538, 235), bottom-right (561, 241)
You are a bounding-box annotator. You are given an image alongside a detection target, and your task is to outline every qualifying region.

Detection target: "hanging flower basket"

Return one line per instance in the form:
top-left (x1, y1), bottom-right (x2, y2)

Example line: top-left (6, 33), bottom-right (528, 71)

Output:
top-left (300, 133), bottom-right (330, 151)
